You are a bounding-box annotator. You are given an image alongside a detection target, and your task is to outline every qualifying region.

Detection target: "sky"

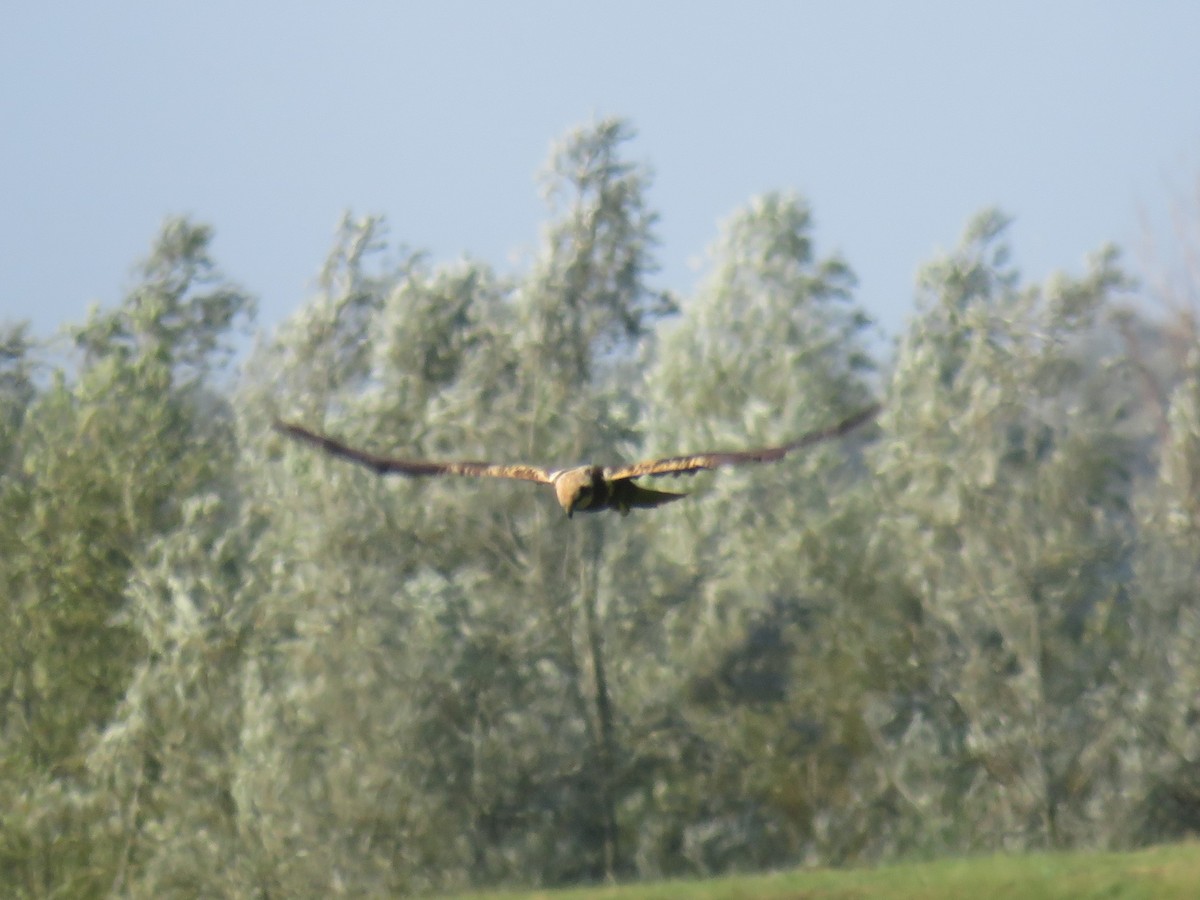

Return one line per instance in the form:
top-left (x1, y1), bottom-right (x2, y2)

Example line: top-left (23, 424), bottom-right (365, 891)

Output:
top-left (3, 1), bottom-right (1200, 348)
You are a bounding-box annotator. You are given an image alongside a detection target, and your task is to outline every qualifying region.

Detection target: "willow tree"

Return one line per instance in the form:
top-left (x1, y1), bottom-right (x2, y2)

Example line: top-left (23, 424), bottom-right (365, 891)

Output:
top-left (872, 211), bottom-right (1140, 853)
top-left (0, 220), bottom-right (252, 897)
top-left (609, 192), bottom-right (881, 874)
top-left (224, 118), bottom-right (671, 895)
top-left (1128, 355), bottom-right (1200, 843)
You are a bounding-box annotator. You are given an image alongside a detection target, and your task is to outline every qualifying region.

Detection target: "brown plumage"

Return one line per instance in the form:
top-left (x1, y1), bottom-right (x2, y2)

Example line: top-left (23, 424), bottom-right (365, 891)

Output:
top-left (273, 404), bottom-right (879, 517)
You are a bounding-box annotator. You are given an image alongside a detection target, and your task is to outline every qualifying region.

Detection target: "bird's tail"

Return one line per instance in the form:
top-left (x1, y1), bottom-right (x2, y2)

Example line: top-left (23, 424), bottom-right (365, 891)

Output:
top-left (612, 480), bottom-right (687, 515)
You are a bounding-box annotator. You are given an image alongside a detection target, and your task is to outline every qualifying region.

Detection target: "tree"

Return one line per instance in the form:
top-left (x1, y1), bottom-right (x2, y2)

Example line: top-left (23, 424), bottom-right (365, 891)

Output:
top-left (1127, 360), bottom-right (1200, 843)
top-left (0, 219), bottom-right (252, 896)
top-left (613, 192), bottom-right (881, 874)
top-left (0, 322), bottom-right (36, 468)
top-left (205, 118), bottom-right (675, 894)
top-left (871, 211), bottom-right (1140, 853)
top-left (1123, 170), bottom-right (1200, 842)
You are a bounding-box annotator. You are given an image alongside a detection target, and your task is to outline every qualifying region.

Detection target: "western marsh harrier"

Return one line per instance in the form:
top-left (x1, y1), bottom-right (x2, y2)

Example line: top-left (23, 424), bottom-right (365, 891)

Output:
top-left (274, 405), bottom-right (879, 517)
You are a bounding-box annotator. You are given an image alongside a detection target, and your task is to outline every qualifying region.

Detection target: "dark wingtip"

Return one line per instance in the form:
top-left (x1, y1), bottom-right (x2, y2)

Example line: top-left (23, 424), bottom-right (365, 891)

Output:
top-left (273, 418), bottom-right (306, 438)
top-left (273, 419), bottom-right (334, 454)
top-left (839, 403), bottom-right (882, 434)
top-left (273, 419), bottom-right (320, 444)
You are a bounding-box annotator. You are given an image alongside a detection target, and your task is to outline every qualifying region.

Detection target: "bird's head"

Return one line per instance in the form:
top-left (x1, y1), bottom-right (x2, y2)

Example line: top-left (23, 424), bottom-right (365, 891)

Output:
top-left (553, 467), bottom-right (596, 518)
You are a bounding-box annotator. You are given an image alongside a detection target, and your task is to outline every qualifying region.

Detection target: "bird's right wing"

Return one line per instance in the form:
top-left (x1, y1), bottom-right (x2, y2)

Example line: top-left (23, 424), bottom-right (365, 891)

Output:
top-left (273, 420), bottom-right (554, 484)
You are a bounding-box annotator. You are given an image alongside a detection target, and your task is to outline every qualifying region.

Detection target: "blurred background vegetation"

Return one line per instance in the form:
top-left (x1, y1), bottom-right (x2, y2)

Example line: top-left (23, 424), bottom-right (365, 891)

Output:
top-left (3, 118), bottom-right (1200, 897)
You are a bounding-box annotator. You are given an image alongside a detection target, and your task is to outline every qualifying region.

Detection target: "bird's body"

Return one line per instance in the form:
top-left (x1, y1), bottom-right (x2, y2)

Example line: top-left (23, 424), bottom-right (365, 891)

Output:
top-left (548, 465), bottom-right (687, 516)
top-left (273, 404), bottom-right (879, 517)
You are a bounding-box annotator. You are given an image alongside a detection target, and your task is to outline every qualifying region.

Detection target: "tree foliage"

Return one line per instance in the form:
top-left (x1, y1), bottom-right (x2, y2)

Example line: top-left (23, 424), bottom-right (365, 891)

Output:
top-left (2, 119), bottom-right (1197, 896)
top-left (872, 211), bottom-right (1142, 855)
top-left (0, 219), bottom-right (253, 896)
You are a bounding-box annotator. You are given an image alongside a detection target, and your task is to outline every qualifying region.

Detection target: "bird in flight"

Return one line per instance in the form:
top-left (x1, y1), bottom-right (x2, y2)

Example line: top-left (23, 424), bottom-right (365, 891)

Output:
top-left (273, 404), bottom-right (879, 518)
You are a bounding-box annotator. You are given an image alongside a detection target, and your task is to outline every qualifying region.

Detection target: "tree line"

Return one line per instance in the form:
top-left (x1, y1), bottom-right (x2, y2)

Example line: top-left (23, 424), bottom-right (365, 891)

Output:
top-left (2, 118), bottom-right (1198, 897)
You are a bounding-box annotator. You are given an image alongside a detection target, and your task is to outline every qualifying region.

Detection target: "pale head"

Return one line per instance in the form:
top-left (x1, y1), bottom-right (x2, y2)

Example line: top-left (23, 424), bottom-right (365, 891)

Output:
top-left (551, 467), bottom-right (599, 518)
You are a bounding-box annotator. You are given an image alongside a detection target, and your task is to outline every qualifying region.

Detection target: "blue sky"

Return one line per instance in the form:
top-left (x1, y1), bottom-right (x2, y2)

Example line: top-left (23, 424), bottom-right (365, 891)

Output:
top-left (3, 1), bottom-right (1199, 346)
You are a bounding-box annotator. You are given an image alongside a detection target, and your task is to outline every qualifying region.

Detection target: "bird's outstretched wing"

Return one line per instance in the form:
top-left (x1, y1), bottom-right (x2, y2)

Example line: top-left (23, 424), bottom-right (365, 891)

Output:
top-left (605, 404), bottom-right (880, 481)
top-left (273, 420), bottom-right (554, 484)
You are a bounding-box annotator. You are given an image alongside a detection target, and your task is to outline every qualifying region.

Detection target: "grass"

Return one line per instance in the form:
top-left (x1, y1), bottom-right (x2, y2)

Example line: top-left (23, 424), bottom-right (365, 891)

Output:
top-left (444, 841), bottom-right (1200, 899)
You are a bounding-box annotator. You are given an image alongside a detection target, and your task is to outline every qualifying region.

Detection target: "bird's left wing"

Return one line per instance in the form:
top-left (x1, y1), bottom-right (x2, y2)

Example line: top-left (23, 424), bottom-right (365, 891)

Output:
top-left (273, 420), bottom-right (553, 483)
top-left (605, 404), bottom-right (880, 480)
